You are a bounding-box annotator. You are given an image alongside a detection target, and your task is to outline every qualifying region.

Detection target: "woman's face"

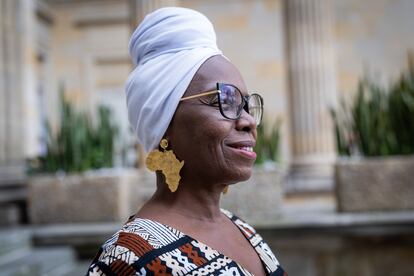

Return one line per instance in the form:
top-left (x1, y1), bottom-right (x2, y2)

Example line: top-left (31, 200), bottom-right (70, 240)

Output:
top-left (166, 55), bottom-right (257, 188)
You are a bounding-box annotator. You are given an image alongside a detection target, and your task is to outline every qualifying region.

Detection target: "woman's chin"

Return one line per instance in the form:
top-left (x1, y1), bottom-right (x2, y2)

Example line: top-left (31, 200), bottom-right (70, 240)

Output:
top-left (227, 166), bottom-right (253, 183)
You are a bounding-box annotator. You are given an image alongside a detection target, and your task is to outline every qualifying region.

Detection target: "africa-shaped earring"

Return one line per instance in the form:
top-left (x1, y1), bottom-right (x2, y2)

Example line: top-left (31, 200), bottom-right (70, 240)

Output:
top-left (145, 139), bottom-right (184, 192)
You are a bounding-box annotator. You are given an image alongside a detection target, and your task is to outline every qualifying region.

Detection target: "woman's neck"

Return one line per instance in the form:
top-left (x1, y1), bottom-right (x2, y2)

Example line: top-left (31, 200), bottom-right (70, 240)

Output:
top-left (137, 173), bottom-right (227, 223)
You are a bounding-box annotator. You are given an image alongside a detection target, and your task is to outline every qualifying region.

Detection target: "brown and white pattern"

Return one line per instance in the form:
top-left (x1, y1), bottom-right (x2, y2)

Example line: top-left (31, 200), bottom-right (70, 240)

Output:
top-left (87, 210), bottom-right (287, 275)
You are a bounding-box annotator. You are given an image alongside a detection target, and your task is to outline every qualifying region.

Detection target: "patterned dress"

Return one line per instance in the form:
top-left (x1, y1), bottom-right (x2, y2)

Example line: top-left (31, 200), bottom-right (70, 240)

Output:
top-left (87, 209), bottom-right (286, 276)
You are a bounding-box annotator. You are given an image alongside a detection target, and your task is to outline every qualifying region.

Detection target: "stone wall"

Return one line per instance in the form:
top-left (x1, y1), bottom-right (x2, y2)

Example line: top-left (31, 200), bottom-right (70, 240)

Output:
top-left (48, 0), bottom-right (131, 139)
top-left (335, 156), bottom-right (414, 212)
top-left (181, 0), bottom-right (290, 162)
top-left (28, 169), bottom-right (140, 223)
top-left (334, 0), bottom-right (414, 96)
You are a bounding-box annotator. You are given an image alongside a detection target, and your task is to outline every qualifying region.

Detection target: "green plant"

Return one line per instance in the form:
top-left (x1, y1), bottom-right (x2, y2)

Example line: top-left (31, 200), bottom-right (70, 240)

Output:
top-left (331, 54), bottom-right (414, 157)
top-left (255, 118), bottom-right (282, 165)
top-left (330, 99), bottom-right (353, 156)
top-left (29, 88), bottom-right (118, 173)
top-left (388, 58), bottom-right (414, 155)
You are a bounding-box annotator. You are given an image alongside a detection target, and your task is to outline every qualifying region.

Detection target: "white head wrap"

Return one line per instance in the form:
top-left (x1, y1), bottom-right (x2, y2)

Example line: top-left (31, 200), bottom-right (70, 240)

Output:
top-left (126, 7), bottom-right (223, 152)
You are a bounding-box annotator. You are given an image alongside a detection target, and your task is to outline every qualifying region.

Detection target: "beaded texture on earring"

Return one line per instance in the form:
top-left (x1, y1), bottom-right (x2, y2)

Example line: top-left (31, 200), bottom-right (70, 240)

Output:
top-left (145, 139), bottom-right (184, 192)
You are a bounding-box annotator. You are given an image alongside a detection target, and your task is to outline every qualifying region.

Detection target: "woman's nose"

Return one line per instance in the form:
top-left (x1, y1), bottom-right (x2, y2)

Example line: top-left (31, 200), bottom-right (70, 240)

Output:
top-left (235, 108), bottom-right (257, 132)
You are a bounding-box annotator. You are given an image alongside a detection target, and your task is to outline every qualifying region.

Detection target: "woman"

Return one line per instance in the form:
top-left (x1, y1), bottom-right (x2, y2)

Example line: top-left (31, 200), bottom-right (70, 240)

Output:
top-left (87, 7), bottom-right (286, 276)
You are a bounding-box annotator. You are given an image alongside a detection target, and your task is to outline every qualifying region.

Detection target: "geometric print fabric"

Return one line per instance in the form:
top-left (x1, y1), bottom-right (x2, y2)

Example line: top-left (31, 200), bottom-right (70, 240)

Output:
top-left (87, 209), bottom-right (287, 276)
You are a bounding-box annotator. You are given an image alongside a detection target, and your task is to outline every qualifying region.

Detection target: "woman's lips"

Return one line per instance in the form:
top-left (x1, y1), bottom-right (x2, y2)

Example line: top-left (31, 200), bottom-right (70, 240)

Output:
top-left (227, 144), bottom-right (257, 160)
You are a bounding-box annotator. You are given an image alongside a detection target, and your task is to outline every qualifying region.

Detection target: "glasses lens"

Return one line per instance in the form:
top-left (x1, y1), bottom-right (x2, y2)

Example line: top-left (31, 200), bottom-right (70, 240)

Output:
top-left (248, 94), bottom-right (263, 125)
top-left (219, 84), bottom-right (242, 119)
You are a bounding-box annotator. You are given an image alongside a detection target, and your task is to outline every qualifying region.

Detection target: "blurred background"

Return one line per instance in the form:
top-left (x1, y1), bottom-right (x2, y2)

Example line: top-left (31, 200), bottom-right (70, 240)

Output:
top-left (1, 0), bottom-right (414, 275)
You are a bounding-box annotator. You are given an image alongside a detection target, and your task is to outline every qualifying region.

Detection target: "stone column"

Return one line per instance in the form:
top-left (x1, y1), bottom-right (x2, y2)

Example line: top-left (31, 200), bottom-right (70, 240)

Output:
top-left (285, 0), bottom-right (338, 191)
top-left (129, 0), bottom-right (179, 29)
top-left (0, 0), bottom-right (37, 165)
top-left (1, 0), bottom-right (25, 164)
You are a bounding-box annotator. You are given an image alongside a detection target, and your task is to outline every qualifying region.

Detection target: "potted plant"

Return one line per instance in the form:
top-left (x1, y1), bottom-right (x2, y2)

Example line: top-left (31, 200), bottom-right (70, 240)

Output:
top-left (221, 119), bottom-right (285, 224)
top-left (27, 91), bottom-right (144, 224)
top-left (331, 55), bottom-right (414, 212)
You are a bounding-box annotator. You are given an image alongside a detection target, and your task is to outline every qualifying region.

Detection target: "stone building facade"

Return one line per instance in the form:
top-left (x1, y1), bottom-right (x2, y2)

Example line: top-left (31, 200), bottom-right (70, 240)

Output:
top-left (1, 0), bottom-right (414, 190)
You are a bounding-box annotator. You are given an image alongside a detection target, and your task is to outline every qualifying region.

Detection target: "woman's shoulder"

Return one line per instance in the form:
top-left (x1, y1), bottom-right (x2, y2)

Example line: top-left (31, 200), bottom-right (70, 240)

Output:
top-left (220, 209), bottom-right (259, 237)
top-left (221, 209), bottom-right (287, 275)
top-left (86, 216), bottom-right (186, 275)
top-left (99, 215), bottom-right (186, 252)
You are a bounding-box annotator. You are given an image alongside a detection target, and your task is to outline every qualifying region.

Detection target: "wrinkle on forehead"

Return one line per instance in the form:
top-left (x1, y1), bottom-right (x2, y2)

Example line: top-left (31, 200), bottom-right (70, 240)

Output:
top-left (184, 55), bottom-right (246, 97)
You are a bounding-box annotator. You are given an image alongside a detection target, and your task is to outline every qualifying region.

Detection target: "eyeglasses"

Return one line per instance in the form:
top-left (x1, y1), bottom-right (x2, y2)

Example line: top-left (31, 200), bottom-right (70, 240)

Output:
top-left (180, 83), bottom-right (264, 126)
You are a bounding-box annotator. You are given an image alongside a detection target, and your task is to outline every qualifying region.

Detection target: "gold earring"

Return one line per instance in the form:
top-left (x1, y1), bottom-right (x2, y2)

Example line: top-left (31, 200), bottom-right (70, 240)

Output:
top-left (223, 186), bottom-right (229, 194)
top-left (146, 139), bottom-right (184, 192)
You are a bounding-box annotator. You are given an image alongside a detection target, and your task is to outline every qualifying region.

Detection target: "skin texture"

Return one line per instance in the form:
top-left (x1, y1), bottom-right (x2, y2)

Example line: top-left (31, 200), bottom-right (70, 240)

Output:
top-left (137, 55), bottom-right (266, 276)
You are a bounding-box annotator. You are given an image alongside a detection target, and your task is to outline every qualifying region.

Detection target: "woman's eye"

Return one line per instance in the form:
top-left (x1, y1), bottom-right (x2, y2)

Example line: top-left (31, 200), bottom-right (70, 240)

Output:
top-left (199, 96), bottom-right (219, 107)
top-left (208, 96), bottom-right (219, 106)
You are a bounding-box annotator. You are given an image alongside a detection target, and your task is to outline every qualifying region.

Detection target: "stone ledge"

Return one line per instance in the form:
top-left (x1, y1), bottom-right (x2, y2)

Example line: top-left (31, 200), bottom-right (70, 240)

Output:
top-left (32, 223), bottom-right (121, 247)
top-left (258, 211), bottom-right (414, 237)
top-left (0, 165), bottom-right (26, 186)
top-left (31, 211), bottom-right (414, 248)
